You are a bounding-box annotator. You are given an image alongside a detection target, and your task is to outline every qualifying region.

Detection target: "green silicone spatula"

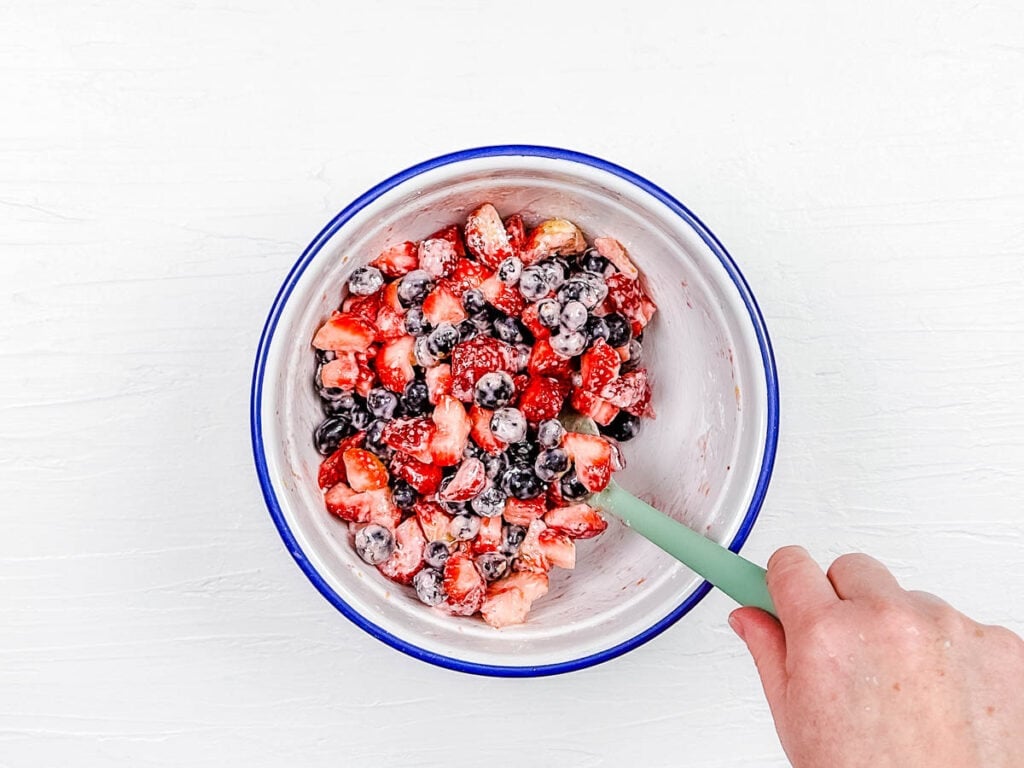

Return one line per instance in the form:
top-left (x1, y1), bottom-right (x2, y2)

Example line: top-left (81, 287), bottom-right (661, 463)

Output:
top-left (564, 415), bottom-right (776, 616)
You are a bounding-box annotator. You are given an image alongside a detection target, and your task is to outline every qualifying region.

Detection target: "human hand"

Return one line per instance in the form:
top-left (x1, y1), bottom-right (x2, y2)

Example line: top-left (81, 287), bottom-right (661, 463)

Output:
top-left (730, 546), bottom-right (1024, 768)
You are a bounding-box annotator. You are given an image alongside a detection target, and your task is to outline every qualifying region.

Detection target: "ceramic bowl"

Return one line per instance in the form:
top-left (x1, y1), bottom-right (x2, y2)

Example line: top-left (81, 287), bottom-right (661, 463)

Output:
top-left (251, 145), bottom-right (779, 676)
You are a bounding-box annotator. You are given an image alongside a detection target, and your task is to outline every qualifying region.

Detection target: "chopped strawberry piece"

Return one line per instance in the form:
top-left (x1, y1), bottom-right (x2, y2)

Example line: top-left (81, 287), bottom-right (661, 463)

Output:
top-left (324, 481), bottom-right (368, 523)
top-left (354, 363), bottom-right (375, 398)
top-left (317, 431), bottom-right (366, 489)
top-left (371, 241), bottom-right (419, 277)
top-left (543, 503), bottom-right (608, 539)
top-left (538, 528), bottom-right (575, 569)
top-left (320, 353), bottom-right (360, 390)
top-left (374, 336), bottom-right (416, 393)
top-left (518, 376), bottom-right (570, 422)
top-left (381, 280), bottom-right (403, 311)
top-left (593, 236), bottom-right (638, 279)
top-left (479, 275), bottom-right (526, 316)
top-left (502, 497), bottom-right (547, 527)
top-left (580, 338), bottom-right (621, 393)
top-left (439, 457), bottom-right (487, 502)
top-left (469, 405), bottom-right (507, 455)
top-left (527, 338), bottom-right (574, 380)
top-left (471, 515), bottom-right (503, 555)
top-left (547, 479), bottom-right (567, 508)
top-left (446, 259), bottom-right (493, 298)
top-left (522, 219), bottom-right (587, 265)
top-left (504, 213), bottom-right (526, 257)
top-left (342, 448), bottom-right (389, 492)
top-left (381, 418), bottom-right (436, 464)
top-left (429, 395), bottom-right (471, 466)
top-left (312, 312), bottom-right (377, 352)
top-left (414, 499), bottom-right (453, 542)
top-left (418, 237), bottom-right (460, 279)
top-left (450, 336), bottom-right (519, 400)
top-left (377, 516), bottom-right (426, 585)
top-left (374, 303), bottom-right (406, 341)
top-left (520, 302), bottom-right (550, 339)
top-left (514, 519), bottom-right (551, 573)
top-left (606, 273), bottom-right (657, 334)
top-left (422, 284), bottom-right (467, 326)
top-left (390, 451), bottom-right (443, 495)
top-left (440, 552), bottom-right (485, 616)
top-left (569, 387), bottom-right (619, 426)
top-left (464, 203), bottom-right (514, 269)
top-left (599, 369), bottom-right (648, 408)
top-left (428, 224), bottom-right (467, 259)
top-left (343, 291), bottom-right (382, 325)
top-left (512, 373), bottom-right (529, 393)
top-left (624, 373), bottom-right (655, 418)
top-left (480, 571), bottom-right (549, 628)
top-left (362, 487), bottom-right (401, 530)
top-left (562, 432), bottom-right (613, 493)
top-left (425, 363), bottom-right (453, 405)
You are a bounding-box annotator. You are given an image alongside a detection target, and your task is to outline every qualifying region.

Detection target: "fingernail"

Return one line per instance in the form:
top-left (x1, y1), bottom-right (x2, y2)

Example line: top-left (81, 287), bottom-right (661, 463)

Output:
top-left (728, 613), bottom-right (746, 641)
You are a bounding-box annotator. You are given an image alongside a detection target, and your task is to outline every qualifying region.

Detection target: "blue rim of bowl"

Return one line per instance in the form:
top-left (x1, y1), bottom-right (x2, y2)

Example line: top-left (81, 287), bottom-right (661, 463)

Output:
top-left (250, 144), bottom-right (780, 678)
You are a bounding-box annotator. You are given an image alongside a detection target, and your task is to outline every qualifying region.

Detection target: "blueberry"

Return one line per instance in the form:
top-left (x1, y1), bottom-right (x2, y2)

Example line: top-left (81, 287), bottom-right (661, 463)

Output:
top-left (474, 371), bottom-right (515, 410)
top-left (490, 407), bottom-right (527, 443)
top-left (471, 314), bottom-right (494, 337)
top-left (482, 451), bottom-right (509, 480)
top-left (500, 524), bottom-right (527, 556)
top-left (450, 514), bottom-right (480, 540)
top-left (321, 390), bottom-right (357, 411)
top-left (506, 440), bottom-right (539, 467)
top-left (560, 301), bottom-right (588, 332)
top-left (414, 336), bottom-right (440, 368)
top-left (535, 447), bottom-right (570, 482)
top-left (536, 298), bottom-right (561, 328)
top-left (404, 306), bottom-right (431, 336)
top-left (462, 288), bottom-right (487, 315)
top-left (601, 410), bottom-right (641, 442)
top-left (347, 266), bottom-right (384, 296)
top-left (518, 266), bottom-right (549, 301)
top-left (497, 256), bottom-right (523, 284)
top-left (604, 312), bottom-right (631, 348)
top-left (314, 416), bottom-right (354, 455)
top-left (364, 419), bottom-right (393, 459)
top-left (538, 259), bottom-right (567, 289)
top-left (559, 470), bottom-right (590, 501)
top-left (440, 496), bottom-right (470, 515)
top-left (621, 339), bottom-right (643, 371)
top-left (457, 319), bottom-right (479, 341)
top-left (471, 484), bottom-right (507, 517)
top-left (537, 419), bottom-right (565, 448)
top-left (550, 330), bottom-right (587, 358)
top-left (366, 388), bottom-right (399, 419)
top-left (391, 479), bottom-right (417, 510)
top-left (424, 540), bottom-right (450, 569)
top-left (476, 552), bottom-right (509, 581)
top-left (502, 466), bottom-right (545, 500)
top-left (316, 349), bottom-right (337, 364)
top-left (558, 278), bottom-right (602, 309)
top-left (581, 248), bottom-right (610, 275)
top-left (413, 568), bottom-right (446, 606)
top-left (398, 269), bottom-right (434, 306)
top-left (463, 441), bottom-right (485, 461)
top-left (349, 404), bottom-right (372, 430)
top-left (492, 314), bottom-right (525, 344)
top-left (427, 322), bottom-right (459, 358)
top-left (584, 315), bottom-right (610, 345)
top-left (401, 379), bottom-right (430, 416)
top-left (354, 524), bottom-right (394, 565)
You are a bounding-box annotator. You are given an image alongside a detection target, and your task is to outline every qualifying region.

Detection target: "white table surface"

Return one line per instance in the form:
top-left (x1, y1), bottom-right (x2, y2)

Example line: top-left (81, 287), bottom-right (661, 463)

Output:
top-left (3, 1), bottom-right (1023, 765)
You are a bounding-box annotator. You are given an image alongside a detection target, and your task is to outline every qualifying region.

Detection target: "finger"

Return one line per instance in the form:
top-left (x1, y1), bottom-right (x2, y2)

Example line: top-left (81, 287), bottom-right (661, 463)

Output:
top-left (826, 553), bottom-right (903, 601)
top-left (730, 607), bottom-right (789, 712)
top-left (766, 545), bottom-right (837, 628)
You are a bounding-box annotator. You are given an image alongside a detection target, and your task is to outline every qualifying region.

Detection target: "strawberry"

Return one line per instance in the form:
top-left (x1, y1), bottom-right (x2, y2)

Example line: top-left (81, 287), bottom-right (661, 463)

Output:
top-left (480, 571), bottom-right (549, 628)
top-left (547, 478), bottom-right (567, 508)
top-left (371, 241), bottom-right (419, 277)
top-left (381, 280), bottom-right (403, 311)
top-left (446, 258), bottom-right (493, 298)
top-left (324, 481), bottom-right (368, 523)
top-left (382, 418), bottom-right (436, 464)
top-left (502, 497), bottom-right (547, 527)
top-left (374, 303), bottom-right (407, 341)
top-left (580, 338), bottom-right (621, 393)
top-left (312, 312), bottom-right (377, 352)
top-left (624, 373), bottom-right (655, 418)
top-left (429, 395), bottom-right (470, 466)
top-left (537, 528), bottom-right (576, 569)
top-left (440, 552), bottom-right (485, 616)
top-left (562, 432), bottom-right (613, 493)
top-left (414, 499), bottom-right (453, 542)
top-left (374, 335), bottom-right (416, 393)
top-left (504, 213), bottom-right (526, 257)
top-left (469, 405), bottom-right (507, 455)
top-left (522, 219), bottom-right (587, 265)
top-left (390, 451), bottom-right (443, 495)
top-left (439, 457), bottom-right (487, 502)
top-left (599, 369), bottom-right (648, 408)
top-left (606, 273), bottom-right (657, 335)
top-left (527, 338), bottom-right (574, 380)
top-left (569, 387), bottom-right (619, 426)
top-left (342, 448), bottom-right (389, 492)
top-left (343, 290), bottom-right (382, 325)
top-left (593, 236), bottom-right (638, 279)
top-left (362, 487), bottom-right (401, 530)
top-left (418, 236), bottom-right (460, 279)
top-left (479, 275), bottom-right (526, 316)
top-left (543, 503), bottom-right (608, 539)
top-left (450, 336), bottom-right (519, 400)
top-left (317, 431), bottom-right (366, 489)
top-left (354, 362), bottom-right (376, 398)
top-left (425, 363), bottom-right (453, 405)
top-left (464, 203), bottom-right (514, 269)
top-left (428, 224), bottom-right (467, 259)
top-left (320, 353), bottom-right (360, 390)
top-left (422, 284), bottom-right (467, 326)
top-left (377, 516), bottom-right (426, 585)
top-left (471, 515), bottom-right (503, 555)
top-left (518, 376), bottom-right (570, 422)
top-left (520, 302), bottom-right (550, 339)
top-left (514, 519), bottom-right (551, 573)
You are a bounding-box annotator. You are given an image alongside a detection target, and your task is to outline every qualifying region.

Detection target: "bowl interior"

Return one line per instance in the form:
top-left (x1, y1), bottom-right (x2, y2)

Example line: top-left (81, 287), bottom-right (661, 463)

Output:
top-left (257, 154), bottom-right (770, 670)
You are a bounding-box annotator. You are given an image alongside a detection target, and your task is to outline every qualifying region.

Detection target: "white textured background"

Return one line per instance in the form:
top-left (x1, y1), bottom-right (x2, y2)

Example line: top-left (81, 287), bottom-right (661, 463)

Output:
top-left (2, 2), bottom-right (1023, 766)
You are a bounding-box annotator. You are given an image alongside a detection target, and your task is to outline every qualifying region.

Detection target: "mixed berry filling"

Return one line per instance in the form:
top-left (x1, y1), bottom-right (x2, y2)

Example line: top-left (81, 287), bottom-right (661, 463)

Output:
top-left (310, 203), bottom-right (657, 627)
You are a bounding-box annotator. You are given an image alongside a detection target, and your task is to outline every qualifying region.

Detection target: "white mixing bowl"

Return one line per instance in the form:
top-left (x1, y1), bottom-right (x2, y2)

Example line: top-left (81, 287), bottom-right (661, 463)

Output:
top-left (251, 145), bottom-right (779, 676)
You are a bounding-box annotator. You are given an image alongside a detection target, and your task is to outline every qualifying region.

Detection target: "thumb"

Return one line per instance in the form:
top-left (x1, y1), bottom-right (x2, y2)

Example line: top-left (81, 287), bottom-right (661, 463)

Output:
top-left (730, 607), bottom-right (788, 708)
